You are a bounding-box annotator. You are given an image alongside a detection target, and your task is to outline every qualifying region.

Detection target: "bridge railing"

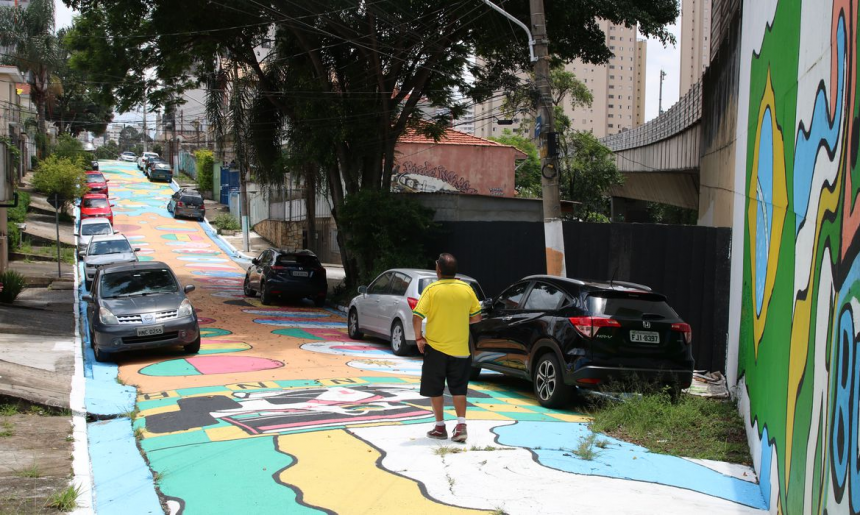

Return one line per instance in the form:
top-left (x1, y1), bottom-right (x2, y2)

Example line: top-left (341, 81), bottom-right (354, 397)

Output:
top-left (602, 80), bottom-right (702, 152)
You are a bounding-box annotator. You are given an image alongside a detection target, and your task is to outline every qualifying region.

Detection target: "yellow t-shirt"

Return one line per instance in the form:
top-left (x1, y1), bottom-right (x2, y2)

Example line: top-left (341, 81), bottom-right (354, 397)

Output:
top-left (412, 278), bottom-right (482, 357)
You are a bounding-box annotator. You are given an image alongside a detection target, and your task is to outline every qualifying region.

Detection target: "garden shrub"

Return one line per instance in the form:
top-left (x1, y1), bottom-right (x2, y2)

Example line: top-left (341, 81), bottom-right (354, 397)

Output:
top-left (336, 189), bottom-right (437, 285)
top-left (31, 156), bottom-right (87, 211)
top-left (0, 270), bottom-right (27, 303)
top-left (194, 149), bottom-right (214, 193)
top-left (212, 213), bottom-right (240, 231)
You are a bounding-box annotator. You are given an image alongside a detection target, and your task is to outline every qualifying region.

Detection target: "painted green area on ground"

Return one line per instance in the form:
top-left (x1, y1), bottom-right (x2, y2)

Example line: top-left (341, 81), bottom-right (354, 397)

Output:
top-left (147, 437), bottom-right (322, 514)
top-left (272, 328), bottom-right (325, 340)
top-left (139, 359), bottom-right (201, 377)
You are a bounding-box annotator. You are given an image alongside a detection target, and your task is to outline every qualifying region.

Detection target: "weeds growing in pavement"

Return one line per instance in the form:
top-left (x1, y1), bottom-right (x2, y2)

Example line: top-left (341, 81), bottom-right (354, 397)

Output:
top-left (45, 484), bottom-right (81, 511)
top-left (433, 446), bottom-right (464, 456)
top-left (572, 433), bottom-right (602, 461)
top-left (0, 404), bottom-right (17, 416)
top-left (15, 463), bottom-right (42, 478)
top-left (587, 390), bottom-right (751, 464)
top-left (0, 421), bottom-right (13, 437)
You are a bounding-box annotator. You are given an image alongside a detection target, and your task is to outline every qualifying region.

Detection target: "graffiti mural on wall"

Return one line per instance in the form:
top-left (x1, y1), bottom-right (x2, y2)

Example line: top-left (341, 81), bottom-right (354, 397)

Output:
top-left (740, 0), bottom-right (860, 513)
top-left (391, 161), bottom-right (479, 194)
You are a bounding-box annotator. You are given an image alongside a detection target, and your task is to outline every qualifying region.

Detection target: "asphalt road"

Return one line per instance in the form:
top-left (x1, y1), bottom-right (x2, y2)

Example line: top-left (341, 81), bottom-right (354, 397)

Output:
top-left (92, 160), bottom-right (766, 515)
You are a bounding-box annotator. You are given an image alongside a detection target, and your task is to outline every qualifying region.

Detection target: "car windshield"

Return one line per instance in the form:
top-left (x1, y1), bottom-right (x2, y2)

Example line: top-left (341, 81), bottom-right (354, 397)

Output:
top-left (418, 278), bottom-right (485, 299)
top-left (81, 223), bottom-right (112, 236)
top-left (100, 269), bottom-right (178, 298)
top-left (83, 198), bottom-right (109, 208)
top-left (276, 254), bottom-right (320, 267)
top-left (586, 293), bottom-right (678, 319)
top-left (86, 174), bottom-right (105, 183)
top-left (89, 240), bottom-right (132, 255)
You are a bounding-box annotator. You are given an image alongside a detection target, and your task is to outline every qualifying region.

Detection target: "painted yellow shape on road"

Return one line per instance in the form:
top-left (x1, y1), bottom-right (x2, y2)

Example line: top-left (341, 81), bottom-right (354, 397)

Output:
top-left (276, 430), bottom-right (487, 514)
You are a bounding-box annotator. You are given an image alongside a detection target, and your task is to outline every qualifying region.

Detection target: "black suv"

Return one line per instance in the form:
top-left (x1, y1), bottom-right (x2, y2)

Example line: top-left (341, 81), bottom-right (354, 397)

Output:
top-left (470, 275), bottom-right (694, 407)
top-left (244, 249), bottom-right (327, 306)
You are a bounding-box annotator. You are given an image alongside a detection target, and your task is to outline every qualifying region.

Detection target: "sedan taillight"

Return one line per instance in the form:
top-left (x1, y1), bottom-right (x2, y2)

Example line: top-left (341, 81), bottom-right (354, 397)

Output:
top-left (568, 316), bottom-right (621, 339)
top-left (671, 323), bottom-right (692, 344)
top-left (407, 297), bottom-right (419, 310)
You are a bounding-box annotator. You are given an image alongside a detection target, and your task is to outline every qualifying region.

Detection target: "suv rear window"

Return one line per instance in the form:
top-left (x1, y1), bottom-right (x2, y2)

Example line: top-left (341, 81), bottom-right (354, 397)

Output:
top-left (180, 195), bottom-right (203, 206)
top-left (276, 254), bottom-right (321, 267)
top-left (586, 292), bottom-right (678, 320)
top-left (419, 278), bottom-right (485, 300)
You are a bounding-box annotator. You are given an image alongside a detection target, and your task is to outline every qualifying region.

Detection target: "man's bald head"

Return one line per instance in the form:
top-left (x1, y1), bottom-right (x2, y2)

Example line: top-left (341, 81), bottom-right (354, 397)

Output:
top-left (436, 253), bottom-right (457, 278)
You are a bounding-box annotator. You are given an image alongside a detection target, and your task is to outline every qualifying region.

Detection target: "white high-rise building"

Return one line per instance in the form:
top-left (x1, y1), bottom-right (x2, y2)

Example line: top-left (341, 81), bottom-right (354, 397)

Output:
top-left (679, 0), bottom-right (711, 97)
top-left (474, 22), bottom-right (646, 140)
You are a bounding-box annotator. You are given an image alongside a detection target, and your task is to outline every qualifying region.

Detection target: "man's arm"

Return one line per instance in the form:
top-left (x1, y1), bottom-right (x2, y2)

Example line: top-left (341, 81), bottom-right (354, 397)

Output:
top-left (469, 314), bottom-right (482, 324)
top-left (412, 314), bottom-right (426, 353)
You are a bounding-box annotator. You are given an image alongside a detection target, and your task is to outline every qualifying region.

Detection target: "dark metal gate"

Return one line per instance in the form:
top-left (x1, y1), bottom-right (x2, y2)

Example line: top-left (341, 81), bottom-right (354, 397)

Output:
top-left (427, 221), bottom-right (731, 373)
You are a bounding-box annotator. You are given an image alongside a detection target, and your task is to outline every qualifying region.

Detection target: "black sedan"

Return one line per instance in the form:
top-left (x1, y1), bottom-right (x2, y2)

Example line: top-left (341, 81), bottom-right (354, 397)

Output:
top-left (82, 261), bottom-right (200, 362)
top-left (244, 249), bottom-right (327, 306)
top-left (470, 275), bottom-right (694, 407)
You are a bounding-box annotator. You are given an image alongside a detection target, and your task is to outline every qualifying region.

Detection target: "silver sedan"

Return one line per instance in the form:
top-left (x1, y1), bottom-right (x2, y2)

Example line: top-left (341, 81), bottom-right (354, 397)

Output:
top-left (347, 268), bottom-right (486, 355)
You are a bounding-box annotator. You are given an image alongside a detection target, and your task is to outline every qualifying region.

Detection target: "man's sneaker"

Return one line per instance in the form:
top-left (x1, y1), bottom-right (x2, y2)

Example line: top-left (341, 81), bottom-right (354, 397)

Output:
top-left (451, 424), bottom-right (467, 443)
top-left (427, 425), bottom-right (448, 439)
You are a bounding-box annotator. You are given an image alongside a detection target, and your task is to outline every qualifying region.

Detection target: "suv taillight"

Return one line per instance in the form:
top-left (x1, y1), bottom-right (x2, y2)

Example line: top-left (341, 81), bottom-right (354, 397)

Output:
top-left (671, 323), bottom-right (692, 344)
top-left (407, 297), bottom-right (419, 310)
top-left (176, 201), bottom-right (185, 208)
top-left (568, 316), bottom-right (621, 338)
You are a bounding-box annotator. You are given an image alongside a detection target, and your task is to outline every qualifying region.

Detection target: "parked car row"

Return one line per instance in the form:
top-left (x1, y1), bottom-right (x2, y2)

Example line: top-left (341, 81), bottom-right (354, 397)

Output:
top-left (77, 160), bottom-right (201, 363)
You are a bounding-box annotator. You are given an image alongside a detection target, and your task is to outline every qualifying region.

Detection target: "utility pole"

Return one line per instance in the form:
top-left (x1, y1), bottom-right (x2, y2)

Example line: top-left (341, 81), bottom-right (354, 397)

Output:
top-left (142, 86), bottom-right (148, 153)
top-left (530, 0), bottom-right (566, 276)
top-left (232, 61), bottom-right (250, 252)
top-left (659, 69), bottom-right (666, 115)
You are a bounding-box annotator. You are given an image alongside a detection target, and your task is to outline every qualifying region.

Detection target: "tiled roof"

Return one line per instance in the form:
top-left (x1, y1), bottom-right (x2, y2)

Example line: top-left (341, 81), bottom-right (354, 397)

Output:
top-left (398, 128), bottom-right (507, 147)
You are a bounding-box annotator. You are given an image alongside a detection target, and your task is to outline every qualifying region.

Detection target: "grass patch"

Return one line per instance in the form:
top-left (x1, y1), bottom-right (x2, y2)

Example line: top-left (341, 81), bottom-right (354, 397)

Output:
top-left (15, 463), bottom-right (42, 478)
top-left (433, 446), bottom-right (465, 456)
top-left (0, 421), bottom-right (13, 437)
top-left (17, 243), bottom-right (76, 265)
top-left (572, 433), bottom-right (602, 461)
top-left (45, 484), bottom-right (81, 511)
top-left (588, 392), bottom-right (750, 464)
top-left (468, 445), bottom-right (512, 452)
top-left (0, 403), bottom-right (18, 416)
top-left (0, 396), bottom-right (71, 417)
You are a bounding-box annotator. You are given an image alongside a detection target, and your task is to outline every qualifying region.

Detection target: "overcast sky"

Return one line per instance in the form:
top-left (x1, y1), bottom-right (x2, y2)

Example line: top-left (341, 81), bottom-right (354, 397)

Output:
top-left (54, 0), bottom-right (682, 124)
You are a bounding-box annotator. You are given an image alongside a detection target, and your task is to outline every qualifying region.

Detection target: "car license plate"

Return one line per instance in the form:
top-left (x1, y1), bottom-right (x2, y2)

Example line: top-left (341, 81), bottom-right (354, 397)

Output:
top-left (630, 330), bottom-right (660, 344)
top-left (292, 271), bottom-right (309, 277)
top-left (137, 325), bottom-right (164, 337)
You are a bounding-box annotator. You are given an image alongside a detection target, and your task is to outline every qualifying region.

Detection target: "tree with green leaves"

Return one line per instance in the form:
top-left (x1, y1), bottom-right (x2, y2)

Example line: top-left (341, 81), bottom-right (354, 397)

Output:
top-left (560, 131), bottom-right (623, 221)
top-left (489, 129), bottom-right (541, 198)
top-left (63, 0), bottom-right (677, 283)
top-left (47, 29), bottom-right (114, 137)
top-left (31, 154), bottom-right (87, 210)
top-left (0, 0), bottom-right (60, 154)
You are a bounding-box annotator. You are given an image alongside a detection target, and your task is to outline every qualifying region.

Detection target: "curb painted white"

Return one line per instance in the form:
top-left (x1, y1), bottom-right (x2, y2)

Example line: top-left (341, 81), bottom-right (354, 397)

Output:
top-left (70, 218), bottom-right (94, 514)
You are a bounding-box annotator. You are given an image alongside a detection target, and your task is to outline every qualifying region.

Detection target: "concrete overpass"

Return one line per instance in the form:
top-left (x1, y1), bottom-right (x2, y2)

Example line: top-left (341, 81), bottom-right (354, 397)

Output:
top-left (601, 81), bottom-right (702, 214)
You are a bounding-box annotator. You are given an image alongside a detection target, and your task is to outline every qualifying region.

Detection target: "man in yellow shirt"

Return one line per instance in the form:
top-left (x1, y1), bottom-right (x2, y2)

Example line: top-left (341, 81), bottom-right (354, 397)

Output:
top-left (412, 253), bottom-right (482, 443)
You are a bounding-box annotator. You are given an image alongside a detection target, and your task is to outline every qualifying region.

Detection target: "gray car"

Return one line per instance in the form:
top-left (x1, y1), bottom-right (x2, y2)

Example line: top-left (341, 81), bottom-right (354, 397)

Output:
top-left (82, 234), bottom-right (139, 289)
top-left (347, 269), bottom-right (486, 355)
top-left (82, 261), bottom-right (200, 362)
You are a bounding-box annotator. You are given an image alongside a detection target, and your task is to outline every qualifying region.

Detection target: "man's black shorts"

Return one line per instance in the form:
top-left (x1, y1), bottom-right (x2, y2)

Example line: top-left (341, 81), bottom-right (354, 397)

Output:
top-left (420, 344), bottom-right (472, 397)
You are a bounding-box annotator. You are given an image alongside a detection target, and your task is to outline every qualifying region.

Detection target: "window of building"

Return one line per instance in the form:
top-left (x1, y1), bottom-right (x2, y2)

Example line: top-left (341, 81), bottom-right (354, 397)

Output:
top-left (609, 85), bottom-right (614, 89)
top-left (608, 114), bottom-right (614, 118)
top-left (609, 65), bottom-right (615, 69)
top-left (610, 36), bottom-right (616, 40)
top-left (608, 124), bottom-right (614, 128)
top-left (608, 104), bottom-right (614, 109)
top-left (609, 94), bottom-right (614, 99)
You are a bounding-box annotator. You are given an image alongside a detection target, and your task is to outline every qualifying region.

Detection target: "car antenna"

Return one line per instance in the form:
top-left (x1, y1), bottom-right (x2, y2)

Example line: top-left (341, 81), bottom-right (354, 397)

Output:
top-left (610, 265), bottom-right (619, 288)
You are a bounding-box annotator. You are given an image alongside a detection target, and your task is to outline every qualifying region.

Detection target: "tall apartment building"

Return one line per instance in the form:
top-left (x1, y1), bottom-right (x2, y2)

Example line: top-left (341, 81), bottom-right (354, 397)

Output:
top-left (679, 0), bottom-right (711, 97)
top-left (474, 22), bottom-right (646, 140)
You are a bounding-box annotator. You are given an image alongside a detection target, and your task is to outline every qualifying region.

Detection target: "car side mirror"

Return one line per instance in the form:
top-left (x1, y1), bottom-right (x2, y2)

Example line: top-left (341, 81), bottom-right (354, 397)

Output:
top-left (105, 179), bottom-right (110, 182)
top-left (133, 248), bottom-right (141, 252)
top-left (184, 285), bottom-right (196, 294)
top-left (78, 250), bottom-right (85, 258)
top-left (252, 258), bottom-right (260, 265)
top-left (481, 298), bottom-right (492, 312)
top-left (358, 285), bottom-right (368, 294)
top-left (110, 203), bottom-right (116, 207)
top-left (114, 230), bottom-right (120, 234)
top-left (82, 294), bottom-right (93, 302)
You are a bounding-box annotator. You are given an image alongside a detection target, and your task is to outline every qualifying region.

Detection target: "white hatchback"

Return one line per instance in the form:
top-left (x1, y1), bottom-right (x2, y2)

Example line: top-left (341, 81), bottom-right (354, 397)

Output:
top-left (347, 268), bottom-right (486, 355)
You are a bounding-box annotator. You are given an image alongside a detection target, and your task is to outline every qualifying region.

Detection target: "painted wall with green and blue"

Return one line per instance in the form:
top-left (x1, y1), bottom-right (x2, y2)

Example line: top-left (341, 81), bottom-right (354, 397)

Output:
top-left (738, 0), bottom-right (860, 513)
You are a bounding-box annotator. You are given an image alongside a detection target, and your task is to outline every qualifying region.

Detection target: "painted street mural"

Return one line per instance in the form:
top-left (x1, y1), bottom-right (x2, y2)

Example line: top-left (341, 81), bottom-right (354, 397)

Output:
top-left (93, 160), bottom-right (766, 514)
top-left (739, 0), bottom-right (860, 513)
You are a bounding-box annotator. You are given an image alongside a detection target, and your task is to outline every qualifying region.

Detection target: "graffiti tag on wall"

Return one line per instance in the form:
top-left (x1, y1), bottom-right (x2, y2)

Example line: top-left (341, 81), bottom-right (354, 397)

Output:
top-left (392, 161), bottom-right (478, 194)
